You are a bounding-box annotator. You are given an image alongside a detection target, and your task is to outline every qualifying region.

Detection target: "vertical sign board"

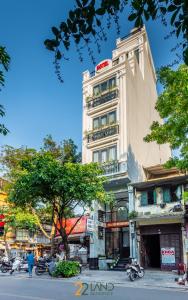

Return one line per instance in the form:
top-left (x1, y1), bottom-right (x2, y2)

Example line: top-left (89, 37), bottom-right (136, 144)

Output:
top-left (161, 248), bottom-right (175, 265)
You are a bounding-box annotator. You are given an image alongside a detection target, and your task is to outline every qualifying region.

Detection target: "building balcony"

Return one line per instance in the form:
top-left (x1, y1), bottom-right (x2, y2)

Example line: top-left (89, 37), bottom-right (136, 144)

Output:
top-left (87, 88), bottom-right (118, 109)
top-left (105, 210), bottom-right (128, 222)
top-left (102, 160), bottom-right (127, 176)
top-left (87, 124), bottom-right (119, 143)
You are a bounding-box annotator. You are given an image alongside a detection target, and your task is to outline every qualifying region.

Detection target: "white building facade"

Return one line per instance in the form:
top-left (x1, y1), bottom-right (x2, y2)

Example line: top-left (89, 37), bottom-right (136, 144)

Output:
top-left (82, 27), bottom-right (171, 269)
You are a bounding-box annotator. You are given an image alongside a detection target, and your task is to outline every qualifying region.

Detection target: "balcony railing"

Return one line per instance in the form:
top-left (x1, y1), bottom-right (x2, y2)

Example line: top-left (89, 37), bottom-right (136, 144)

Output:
top-left (87, 124), bottom-right (119, 143)
top-left (87, 88), bottom-right (118, 109)
top-left (102, 161), bottom-right (127, 176)
top-left (105, 210), bottom-right (128, 222)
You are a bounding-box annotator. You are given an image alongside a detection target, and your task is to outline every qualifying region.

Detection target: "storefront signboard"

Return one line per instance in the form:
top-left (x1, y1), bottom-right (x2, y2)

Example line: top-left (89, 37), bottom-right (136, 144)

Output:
top-left (86, 218), bottom-right (94, 232)
top-left (106, 221), bottom-right (129, 228)
top-left (161, 247), bottom-right (175, 265)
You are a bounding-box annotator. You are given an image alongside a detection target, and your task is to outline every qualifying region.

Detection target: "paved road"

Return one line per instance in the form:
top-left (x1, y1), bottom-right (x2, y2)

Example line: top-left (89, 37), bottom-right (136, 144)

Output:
top-left (0, 274), bottom-right (187, 300)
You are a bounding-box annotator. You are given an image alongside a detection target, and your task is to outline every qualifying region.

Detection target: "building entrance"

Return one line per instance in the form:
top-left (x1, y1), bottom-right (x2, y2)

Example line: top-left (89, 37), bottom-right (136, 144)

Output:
top-left (142, 235), bottom-right (161, 268)
top-left (105, 227), bottom-right (130, 259)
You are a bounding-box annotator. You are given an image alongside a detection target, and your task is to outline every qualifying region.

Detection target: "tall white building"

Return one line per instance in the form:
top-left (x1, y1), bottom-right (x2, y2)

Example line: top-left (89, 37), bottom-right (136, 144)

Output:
top-left (82, 27), bottom-right (171, 269)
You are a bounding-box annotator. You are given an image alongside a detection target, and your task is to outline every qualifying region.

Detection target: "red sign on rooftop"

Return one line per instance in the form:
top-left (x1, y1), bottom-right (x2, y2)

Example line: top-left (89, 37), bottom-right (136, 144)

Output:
top-left (95, 59), bottom-right (111, 73)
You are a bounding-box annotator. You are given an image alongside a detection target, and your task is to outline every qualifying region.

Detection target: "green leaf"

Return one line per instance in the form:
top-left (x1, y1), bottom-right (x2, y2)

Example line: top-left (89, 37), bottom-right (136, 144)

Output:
top-left (167, 4), bottom-right (177, 11)
top-left (51, 27), bottom-right (59, 36)
top-left (56, 50), bottom-right (62, 60)
top-left (96, 8), bottom-right (106, 15)
top-left (160, 6), bottom-right (167, 15)
top-left (170, 8), bottom-right (179, 25)
top-left (128, 13), bottom-right (137, 21)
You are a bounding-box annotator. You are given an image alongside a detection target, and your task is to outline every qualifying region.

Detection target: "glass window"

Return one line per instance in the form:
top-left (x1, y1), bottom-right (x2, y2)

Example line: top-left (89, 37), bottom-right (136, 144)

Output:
top-left (108, 111), bottom-right (116, 125)
top-left (101, 115), bottom-right (107, 127)
top-left (93, 151), bottom-right (99, 163)
top-left (93, 85), bottom-right (100, 96)
top-left (109, 77), bottom-right (116, 89)
top-left (108, 146), bottom-right (116, 161)
top-left (93, 118), bottom-right (99, 129)
top-left (101, 150), bottom-right (107, 163)
top-left (101, 81), bottom-right (108, 93)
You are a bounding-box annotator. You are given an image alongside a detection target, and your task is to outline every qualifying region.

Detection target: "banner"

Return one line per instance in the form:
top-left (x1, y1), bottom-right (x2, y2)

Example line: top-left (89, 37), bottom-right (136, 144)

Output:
top-left (161, 247), bottom-right (175, 265)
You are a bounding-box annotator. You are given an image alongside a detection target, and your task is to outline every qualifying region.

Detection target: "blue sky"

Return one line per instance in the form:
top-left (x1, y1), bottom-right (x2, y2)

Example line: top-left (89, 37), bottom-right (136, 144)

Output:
top-left (0, 1), bottom-right (180, 151)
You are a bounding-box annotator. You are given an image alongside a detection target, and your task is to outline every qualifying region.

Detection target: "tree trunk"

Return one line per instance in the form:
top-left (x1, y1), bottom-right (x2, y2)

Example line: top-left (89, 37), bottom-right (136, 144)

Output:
top-left (50, 233), bottom-right (56, 256)
top-left (63, 235), bottom-right (70, 260)
top-left (4, 233), bottom-right (10, 259)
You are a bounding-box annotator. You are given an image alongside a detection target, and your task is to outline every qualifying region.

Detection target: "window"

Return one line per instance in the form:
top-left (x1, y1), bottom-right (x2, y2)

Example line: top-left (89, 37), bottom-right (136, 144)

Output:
top-left (16, 229), bottom-right (29, 241)
top-left (93, 77), bottom-right (116, 96)
top-left (101, 149), bottom-right (107, 163)
top-left (101, 115), bottom-right (107, 127)
top-left (163, 185), bottom-right (182, 203)
top-left (140, 189), bottom-right (157, 206)
top-left (93, 145), bottom-right (117, 163)
top-left (93, 111), bottom-right (116, 130)
top-left (93, 151), bottom-right (99, 163)
top-left (98, 226), bottom-right (104, 240)
top-left (108, 146), bottom-right (116, 161)
top-left (93, 118), bottom-right (99, 129)
top-left (98, 210), bottom-right (105, 222)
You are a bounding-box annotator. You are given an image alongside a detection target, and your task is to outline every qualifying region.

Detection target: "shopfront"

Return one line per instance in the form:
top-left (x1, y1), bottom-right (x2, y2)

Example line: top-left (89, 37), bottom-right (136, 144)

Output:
top-left (139, 223), bottom-right (183, 270)
top-left (105, 225), bottom-right (130, 258)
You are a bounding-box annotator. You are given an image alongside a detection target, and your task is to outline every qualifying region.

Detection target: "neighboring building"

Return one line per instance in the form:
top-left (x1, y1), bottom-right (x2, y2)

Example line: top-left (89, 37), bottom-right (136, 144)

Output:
top-left (0, 178), bottom-right (51, 257)
top-left (82, 26), bottom-right (171, 269)
top-left (129, 165), bottom-right (188, 271)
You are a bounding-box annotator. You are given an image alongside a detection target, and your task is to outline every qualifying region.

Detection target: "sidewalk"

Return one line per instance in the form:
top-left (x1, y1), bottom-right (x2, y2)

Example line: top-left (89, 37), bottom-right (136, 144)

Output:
top-left (76, 269), bottom-right (188, 291)
top-left (1, 269), bottom-right (188, 291)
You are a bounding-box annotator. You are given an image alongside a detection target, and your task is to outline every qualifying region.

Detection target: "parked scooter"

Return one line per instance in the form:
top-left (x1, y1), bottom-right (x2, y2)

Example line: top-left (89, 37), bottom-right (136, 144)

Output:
top-left (0, 257), bottom-right (13, 273)
top-left (35, 257), bottom-right (54, 276)
top-left (126, 258), bottom-right (145, 281)
top-left (10, 257), bottom-right (28, 274)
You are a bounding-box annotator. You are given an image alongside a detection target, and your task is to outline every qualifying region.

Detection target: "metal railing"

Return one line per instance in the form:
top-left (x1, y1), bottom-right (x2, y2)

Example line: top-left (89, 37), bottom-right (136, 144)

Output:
top-left (87, 124), bottom-right (119, 143)
top-left (87, 89), bottom-right (118, 109)
top-left (102, 161), bottom-right (127, 176)
top-left (105, 210), bottom-right (128, 222)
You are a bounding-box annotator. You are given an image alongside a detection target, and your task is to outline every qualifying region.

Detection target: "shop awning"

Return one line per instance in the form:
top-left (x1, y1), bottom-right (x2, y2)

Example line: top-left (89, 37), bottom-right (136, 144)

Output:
top-left (135, 213), bottom-right (184, 226)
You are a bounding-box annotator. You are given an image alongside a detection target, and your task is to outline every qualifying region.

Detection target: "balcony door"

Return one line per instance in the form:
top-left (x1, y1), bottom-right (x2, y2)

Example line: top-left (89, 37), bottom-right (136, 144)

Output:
top-left (120, 228), bottom-right (130, 259)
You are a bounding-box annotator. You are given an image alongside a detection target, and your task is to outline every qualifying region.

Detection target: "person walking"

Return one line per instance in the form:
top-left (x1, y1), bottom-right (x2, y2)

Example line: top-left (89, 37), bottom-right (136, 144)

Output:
top-left (27, 250), bottom-right (35, 278)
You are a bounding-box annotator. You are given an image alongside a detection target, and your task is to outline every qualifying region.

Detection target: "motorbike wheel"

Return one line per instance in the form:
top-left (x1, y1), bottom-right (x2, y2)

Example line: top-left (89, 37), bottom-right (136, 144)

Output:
top-left (35, 267), bottom-right (44, 276)
top-left (129, 270), bottom-right (137, 282)
top-left (138, 268), bottom-right (145, 278)
top-left (0, 267), bottom-right (8, 273)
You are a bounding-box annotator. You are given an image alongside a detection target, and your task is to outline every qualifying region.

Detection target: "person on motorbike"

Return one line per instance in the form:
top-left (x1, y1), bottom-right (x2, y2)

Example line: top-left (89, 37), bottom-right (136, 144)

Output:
top-left (27, 250), bottom-right (35, 278)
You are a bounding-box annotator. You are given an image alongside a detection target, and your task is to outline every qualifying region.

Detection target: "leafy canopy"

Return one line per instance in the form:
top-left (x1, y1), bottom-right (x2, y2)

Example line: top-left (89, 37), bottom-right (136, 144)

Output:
top-left (0, 46), bottom-right (10, 135)
top-left (8, 152), bottom-right (112, 254)
top-left (144, 64), bottom-right (188, 171)
top-left (44, 0), bottom-right (188, 82)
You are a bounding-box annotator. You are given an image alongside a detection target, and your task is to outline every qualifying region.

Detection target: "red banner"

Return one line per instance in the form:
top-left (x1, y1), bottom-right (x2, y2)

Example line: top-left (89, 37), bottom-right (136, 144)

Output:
top-left (57, 216), bottom-right (87, 236)
top-left (0, 214), bottom-right (5, 227)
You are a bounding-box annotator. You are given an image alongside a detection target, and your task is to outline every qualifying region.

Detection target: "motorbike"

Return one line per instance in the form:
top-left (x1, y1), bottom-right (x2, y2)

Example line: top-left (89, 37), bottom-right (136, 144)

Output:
top-left (0, 258), bottom-right (13, 273)
top-left (126, 258), bottom-right (145, 281)
top-left (35, 258), bottom-right (54, 276)
top-left (10, 257), bottom-right (28, 274)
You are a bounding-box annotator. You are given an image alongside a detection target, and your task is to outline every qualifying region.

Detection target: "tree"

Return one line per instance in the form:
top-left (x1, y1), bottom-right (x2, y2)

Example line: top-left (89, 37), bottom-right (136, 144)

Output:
top-left (44, 0), bottom-right (188, 82)
top-left (0, 136), bottom-right (82, 255)
top-left (0, 46), bottom-right (10, 135)
top-left (8, 152), bottom-right (112, 258)
top-left (0, 206), bottom-right (37, 257)
top-left (144, 64), bottom-right (188, 171)
top-left (42, 135), bottom-right (81, 163)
